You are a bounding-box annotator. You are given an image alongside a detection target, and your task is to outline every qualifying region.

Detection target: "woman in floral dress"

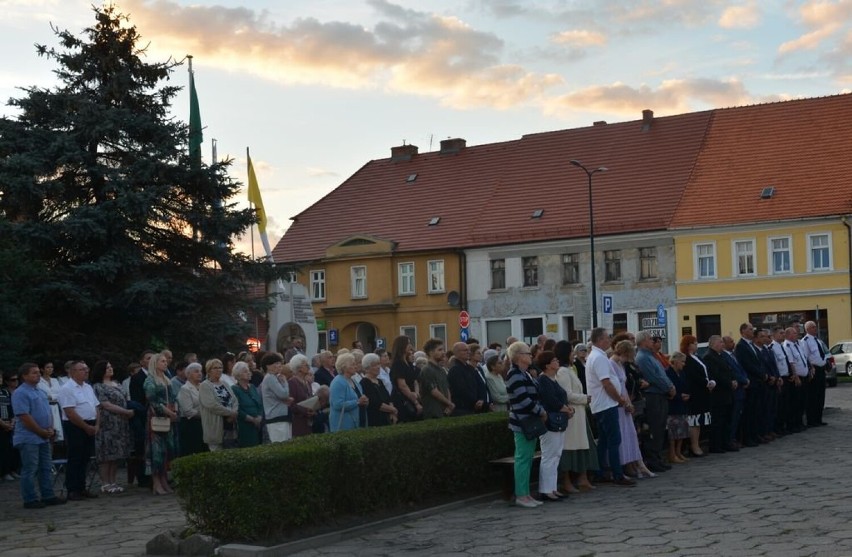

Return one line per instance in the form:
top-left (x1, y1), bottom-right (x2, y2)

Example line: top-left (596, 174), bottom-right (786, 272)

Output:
top-left (92, 360), bottom-right (133, 494)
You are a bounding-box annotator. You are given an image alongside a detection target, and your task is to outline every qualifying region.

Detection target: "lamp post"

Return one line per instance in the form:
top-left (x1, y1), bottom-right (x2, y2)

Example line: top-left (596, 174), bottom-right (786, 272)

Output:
top-left (570, 160), bottom-right (608, 328)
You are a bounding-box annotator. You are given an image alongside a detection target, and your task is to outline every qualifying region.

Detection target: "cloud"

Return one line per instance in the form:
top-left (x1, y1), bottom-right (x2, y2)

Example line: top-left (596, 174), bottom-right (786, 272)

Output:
top-left (718, 3), bottom-right (761, 29)
top-left (778, 24), bottom-right (841, 54)
top-left (551, 29), bottom-right (607, 47)
top-left (544, 78), bottom-right (762, 117)
top-left (777, 0), bottom-right (850, 55)
top-left (120, 0), bottom-right (561, 110)
top-left (306, 167), bottom-right (340, 178)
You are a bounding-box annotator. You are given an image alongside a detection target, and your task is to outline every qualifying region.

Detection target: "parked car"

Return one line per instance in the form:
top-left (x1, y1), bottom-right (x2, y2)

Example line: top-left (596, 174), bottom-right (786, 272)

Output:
top-left (821, 339), bottom-right (837, 388)
top-left (829, 341), bottom-right (852, 377)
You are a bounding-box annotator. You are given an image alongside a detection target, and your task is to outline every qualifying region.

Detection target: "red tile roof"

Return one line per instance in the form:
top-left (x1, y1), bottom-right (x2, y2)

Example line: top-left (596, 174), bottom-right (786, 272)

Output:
top-left (273, 93), bottom-right (852, 264)
top-left (670, 94), bottom-right (852, 228)
top-left (273, 112), bottom-right (711, 263)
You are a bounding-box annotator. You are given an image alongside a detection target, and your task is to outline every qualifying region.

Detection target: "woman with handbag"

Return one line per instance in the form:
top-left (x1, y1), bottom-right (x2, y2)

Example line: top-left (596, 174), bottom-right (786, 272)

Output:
top-left (610, 341), bottom-right (656, 479)
top-left (143, 353), bottom-right (178, 495)
top-left (199, 359), bottom-right (239, 451)
top-left (535, 351), bottom-right (575, 501)
top-left (505, 341), bottom-right (547, 509)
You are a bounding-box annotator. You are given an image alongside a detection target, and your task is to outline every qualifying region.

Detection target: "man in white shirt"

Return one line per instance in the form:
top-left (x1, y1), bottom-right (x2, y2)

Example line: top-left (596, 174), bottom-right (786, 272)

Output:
top-left (802, 321), bottom-right (828, 427)
top-left (586, 327), bottom-right (635, 487)
top-left (770, 326), bottom-right (793, 434)
top-left (57, 361), bottom-right (100, 500)
top-left (784, 327), bottom-right (809, 432)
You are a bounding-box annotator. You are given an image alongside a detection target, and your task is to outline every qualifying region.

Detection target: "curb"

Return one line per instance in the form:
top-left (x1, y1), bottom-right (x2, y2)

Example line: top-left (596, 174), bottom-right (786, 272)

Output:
top-left (216, 491), bottom-right (504, 557)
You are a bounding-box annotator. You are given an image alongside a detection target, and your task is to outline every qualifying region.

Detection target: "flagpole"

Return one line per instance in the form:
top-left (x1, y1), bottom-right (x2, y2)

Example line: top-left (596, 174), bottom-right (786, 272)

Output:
top-left (247, 147), bottom-right (255, 260)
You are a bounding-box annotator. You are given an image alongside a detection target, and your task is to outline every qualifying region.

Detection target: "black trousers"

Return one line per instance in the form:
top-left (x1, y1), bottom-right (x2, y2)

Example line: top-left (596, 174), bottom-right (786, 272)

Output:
top-left (806, 367), bottom-right (826, 426)
top-left (744, 383), bottom-right (765, 442)
top-left (789, 380), bottom-right (807, 428)
top-left (62, 420), bottom-right (95, 493)
top-left (710, 404), bottom-right (732, 451)
top-left (643, 393), bottom-right (668, 467)
top-left (776, 380), bottom-right (793, 432)
top-left (764, 384), bottom-right (778, 435)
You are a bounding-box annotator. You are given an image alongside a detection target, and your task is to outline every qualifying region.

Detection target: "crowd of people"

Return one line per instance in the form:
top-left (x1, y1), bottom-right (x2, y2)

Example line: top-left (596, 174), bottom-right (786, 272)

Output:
top-left (0, 318), bottom-right (831, 509)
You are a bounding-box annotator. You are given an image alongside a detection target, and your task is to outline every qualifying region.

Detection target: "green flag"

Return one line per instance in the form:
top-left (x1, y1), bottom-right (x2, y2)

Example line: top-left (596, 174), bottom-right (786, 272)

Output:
top-left (188, 65), bottom-right (203, 167)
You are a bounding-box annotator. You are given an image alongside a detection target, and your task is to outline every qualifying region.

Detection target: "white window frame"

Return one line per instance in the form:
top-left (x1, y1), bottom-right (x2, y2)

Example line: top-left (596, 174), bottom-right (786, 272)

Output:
top-left (732, 239), bottom-right (756, 277)
top-left (350, 265), bottom-right (367, 299)
top-left (767, 235), bottom-right (793, 275)
top-left (807, 232), bottom-right (832, 272)
top-left (693, 241), bottom-right (717, 280)
top-left (399, 326), bottom-right (417, 348)
top-left (309, 269), bottom-right (326, 301)
top-left (429, 323), bottom-right (447, 345)
top-left (427, 259), bottom-right (445, 293)
top-left (398, 262), bottom-right (415, 295)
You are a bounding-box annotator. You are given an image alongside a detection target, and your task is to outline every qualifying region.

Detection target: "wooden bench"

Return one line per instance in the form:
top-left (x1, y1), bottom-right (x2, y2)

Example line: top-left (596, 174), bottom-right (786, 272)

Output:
top-left (490, 451), bottom-right (542, 501)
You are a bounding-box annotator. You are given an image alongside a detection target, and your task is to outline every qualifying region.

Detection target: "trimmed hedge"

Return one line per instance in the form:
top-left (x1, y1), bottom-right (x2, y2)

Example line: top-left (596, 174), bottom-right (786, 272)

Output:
top-left (173, 412), bottom-right (513, 542)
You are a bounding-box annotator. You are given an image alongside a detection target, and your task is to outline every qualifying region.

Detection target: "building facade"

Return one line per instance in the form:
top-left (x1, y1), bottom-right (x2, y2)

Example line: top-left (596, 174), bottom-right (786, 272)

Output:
top-left (674, 218), bottom-right (851, 344)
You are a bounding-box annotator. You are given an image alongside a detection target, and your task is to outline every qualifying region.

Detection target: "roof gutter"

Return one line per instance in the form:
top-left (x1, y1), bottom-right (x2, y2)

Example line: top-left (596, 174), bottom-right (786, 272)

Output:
top-left (843, 215), bottom-right (852, 340)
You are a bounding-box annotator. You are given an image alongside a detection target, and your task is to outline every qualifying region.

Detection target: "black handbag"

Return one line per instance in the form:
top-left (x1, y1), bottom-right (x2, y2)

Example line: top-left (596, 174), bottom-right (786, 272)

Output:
top-left (519, 415), bottom-right (547, 440)
top-left (546, 411), bottom-right (568, 432)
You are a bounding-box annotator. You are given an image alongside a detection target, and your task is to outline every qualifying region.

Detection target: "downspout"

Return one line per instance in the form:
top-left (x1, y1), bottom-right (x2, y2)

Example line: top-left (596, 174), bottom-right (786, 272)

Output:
top-left (843, 216), bottom-right (852, 339)
top-left (459, 249), bottom-right (467, 311)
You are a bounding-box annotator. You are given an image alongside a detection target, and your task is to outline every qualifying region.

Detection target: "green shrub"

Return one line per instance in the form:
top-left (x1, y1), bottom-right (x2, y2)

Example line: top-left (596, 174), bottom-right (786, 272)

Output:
top-left (173, 412), bottom-right (513, 542)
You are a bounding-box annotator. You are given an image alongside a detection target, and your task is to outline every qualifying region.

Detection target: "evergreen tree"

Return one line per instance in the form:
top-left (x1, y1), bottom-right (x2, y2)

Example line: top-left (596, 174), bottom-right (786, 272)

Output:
top-left (0, 6), bottom-right (283, 364)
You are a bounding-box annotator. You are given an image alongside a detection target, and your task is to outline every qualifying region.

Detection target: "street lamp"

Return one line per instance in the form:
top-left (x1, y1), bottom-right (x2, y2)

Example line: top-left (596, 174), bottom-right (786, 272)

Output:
top-left (570, 160), bottom-right (608, 328)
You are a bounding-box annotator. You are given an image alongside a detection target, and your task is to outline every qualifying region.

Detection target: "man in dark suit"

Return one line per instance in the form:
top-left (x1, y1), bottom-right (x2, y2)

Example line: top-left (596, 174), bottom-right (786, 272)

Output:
top-left (128, 350), bottom-right (154, 488)
top-left (447, 343), bottom-right (484, 416)
top-left (734, 323), bottom-right (767, 447)
top-left (755, 328), bottom-right (780, 439)
top-left (722, 336), bottom-right (748, 447)
top-left (703, 336), bottom-right (737, 453)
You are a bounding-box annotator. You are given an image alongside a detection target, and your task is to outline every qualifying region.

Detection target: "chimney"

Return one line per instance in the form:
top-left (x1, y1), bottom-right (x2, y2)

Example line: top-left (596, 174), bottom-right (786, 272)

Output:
top-left (391, 144), bottom-right (418, 162)
top-left (439, 138), bottom-right (466, 154)
top-left (641, 109), bottom-right (654, 132)
top-left (593, 120), bottom-right (607, 126)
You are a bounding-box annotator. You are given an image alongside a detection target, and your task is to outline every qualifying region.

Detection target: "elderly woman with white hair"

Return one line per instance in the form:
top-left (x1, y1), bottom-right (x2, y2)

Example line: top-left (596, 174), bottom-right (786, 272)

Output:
top-left (231, 362), bottom-right (263, 448)
top-left (287, 354), bottom-right (315, 437)
top-left (360, 353), bottom-right (398, 427)
top-left (329, 353), bottom-right (369, 432)
top-left (177, 362), bottom-right (206, 456)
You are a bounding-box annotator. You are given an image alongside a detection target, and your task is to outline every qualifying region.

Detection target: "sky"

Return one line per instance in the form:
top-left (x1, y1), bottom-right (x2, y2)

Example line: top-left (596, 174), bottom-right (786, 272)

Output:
top-left (2, 0), bottom-right (851, 254)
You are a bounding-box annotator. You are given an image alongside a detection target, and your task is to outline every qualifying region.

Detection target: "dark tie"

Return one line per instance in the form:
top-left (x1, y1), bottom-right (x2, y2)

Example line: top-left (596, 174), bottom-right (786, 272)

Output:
top-left (814, 337), bottom-right (825, 358)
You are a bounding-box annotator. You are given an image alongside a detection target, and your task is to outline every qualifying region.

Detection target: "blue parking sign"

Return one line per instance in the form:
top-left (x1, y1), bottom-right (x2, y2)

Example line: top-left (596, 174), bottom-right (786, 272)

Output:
top-left (602, 295), bottom-right (613, 314)
top-left (328, 329), bottom-right (339, 345)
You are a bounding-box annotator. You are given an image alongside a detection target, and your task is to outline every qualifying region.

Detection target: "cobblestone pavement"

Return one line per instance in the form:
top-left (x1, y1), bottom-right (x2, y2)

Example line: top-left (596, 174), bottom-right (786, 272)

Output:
top-left (0, 466), bottom-right (186, 557)
top-left (290, 383), bottom-right (852, 557)
top-left (1, 383), bottom-right (851, 557)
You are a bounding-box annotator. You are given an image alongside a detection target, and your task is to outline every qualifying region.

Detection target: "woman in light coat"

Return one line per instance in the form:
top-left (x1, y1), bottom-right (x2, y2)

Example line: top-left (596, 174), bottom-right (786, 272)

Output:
top-left (199, 359), bottom-right (239, 451)
top-left (554, 341), bottom-right (598, 493)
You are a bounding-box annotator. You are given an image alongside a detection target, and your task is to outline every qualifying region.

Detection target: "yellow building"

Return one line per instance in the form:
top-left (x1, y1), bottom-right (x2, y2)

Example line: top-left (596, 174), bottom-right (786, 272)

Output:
top-left (674, 218), bottom-right (851, 343)
top-left (670, 95), bottom-right (852, 345)
top-left (291, 235), bottom-right (464, 352)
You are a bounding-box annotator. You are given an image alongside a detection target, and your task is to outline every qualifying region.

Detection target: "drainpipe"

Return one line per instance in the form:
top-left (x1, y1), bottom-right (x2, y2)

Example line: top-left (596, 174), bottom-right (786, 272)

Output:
top-left (843, 216), bottom-right (852, 339)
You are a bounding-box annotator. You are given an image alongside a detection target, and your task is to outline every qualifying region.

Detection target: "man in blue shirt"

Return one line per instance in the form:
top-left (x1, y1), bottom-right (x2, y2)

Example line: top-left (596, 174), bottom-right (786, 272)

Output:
top-left (635, 331), bottom-right (675, 472)
top-left (12, 363), bottom-right (66, 508)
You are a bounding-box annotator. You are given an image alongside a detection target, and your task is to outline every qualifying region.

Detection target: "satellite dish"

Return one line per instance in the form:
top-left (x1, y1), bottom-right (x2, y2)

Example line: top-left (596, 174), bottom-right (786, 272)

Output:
top-left (447, 291), bottom-right (460, 307)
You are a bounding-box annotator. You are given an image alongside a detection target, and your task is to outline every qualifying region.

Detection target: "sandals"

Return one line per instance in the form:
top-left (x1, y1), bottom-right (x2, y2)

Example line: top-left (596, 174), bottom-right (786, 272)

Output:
top-left (100, 483), bottom-right (125, 494)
